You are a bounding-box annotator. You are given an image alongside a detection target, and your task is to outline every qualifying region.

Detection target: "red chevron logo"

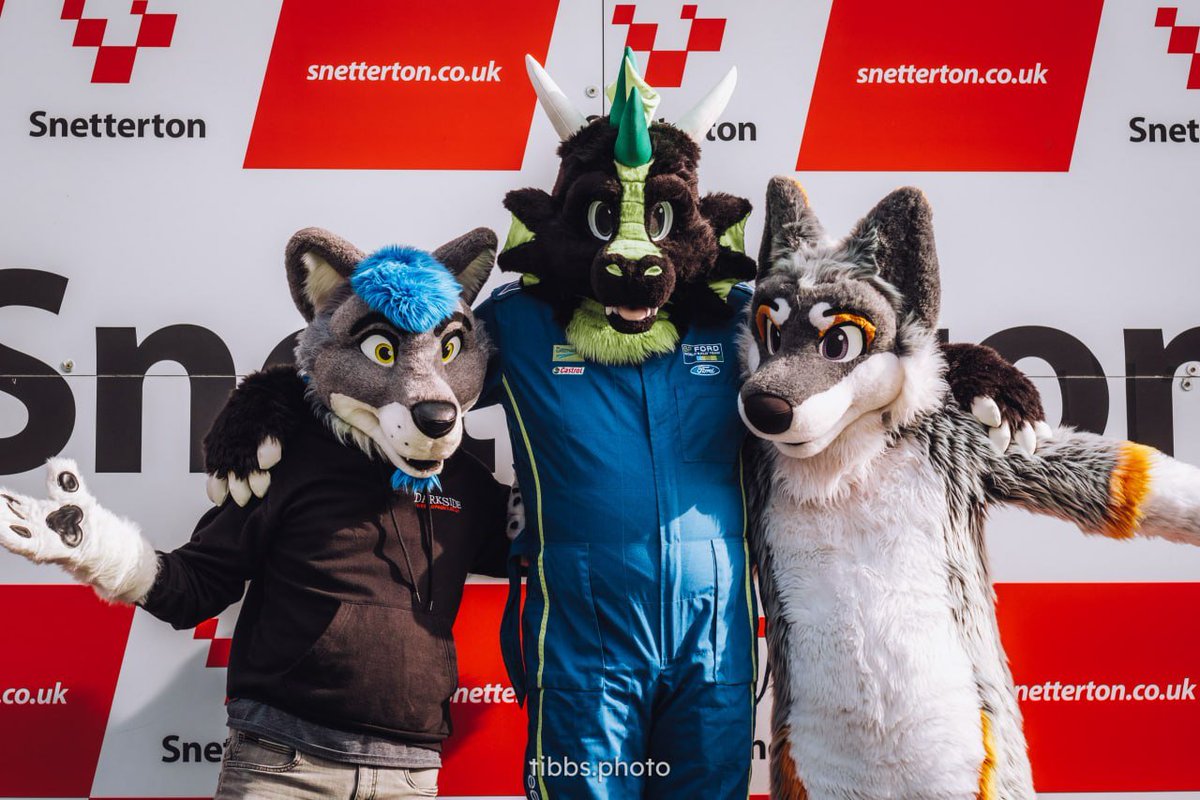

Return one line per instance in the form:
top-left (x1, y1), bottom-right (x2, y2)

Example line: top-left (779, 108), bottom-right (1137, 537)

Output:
top-left (59, 0), bottom-right (176, 83)
top-left (1156, 7), bottom-right (1200, 89)
top-left (610, 4), bottom-right (726, 88)
top-left (192, 617), bottom-right (231, 668)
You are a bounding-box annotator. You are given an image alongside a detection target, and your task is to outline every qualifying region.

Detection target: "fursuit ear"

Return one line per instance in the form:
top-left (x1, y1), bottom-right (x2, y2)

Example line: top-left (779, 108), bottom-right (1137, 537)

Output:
top-left (497, 187), bottom-right (556, 277)
top-left (699, 192), bottom-right (755, 281)
top-left (285, 228), bottom-right (366, 322)
top-left (433, 227), bottom-right (497, 306)
top-left (845, 187), bottom-right (940, 328)
top-left (757, 176), bottom-right (824, 281)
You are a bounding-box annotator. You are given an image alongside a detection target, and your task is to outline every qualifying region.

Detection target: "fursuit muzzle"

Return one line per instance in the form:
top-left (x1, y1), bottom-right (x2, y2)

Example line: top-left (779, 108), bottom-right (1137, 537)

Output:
top-left (288, 227), bottom-right (496, 494)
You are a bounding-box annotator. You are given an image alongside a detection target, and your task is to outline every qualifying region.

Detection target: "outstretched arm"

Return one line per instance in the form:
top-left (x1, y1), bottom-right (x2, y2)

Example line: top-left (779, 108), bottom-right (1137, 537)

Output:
top-left (1, 460), bottom-right (271, 627)
top-left (989, 425), bottom-right (1200, 545)
top-left (0, 460), bottom-right (157, 603)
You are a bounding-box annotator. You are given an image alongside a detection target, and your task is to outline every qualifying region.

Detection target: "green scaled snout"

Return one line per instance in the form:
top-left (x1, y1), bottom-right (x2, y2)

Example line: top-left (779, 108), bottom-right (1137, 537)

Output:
top-left (603, 47), bottom-right (660, 268)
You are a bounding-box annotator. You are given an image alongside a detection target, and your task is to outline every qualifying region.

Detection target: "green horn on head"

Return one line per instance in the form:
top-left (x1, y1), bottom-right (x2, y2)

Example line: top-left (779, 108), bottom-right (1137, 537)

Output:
top-left (609, 46), bottom-right (639, 127)
top-left (615, 84), bottom-right (652, 167)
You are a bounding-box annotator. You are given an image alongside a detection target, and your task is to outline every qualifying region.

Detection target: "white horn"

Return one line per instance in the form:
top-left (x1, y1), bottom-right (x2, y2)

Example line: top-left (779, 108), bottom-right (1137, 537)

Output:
top-left (674, 66), bottom-right (738, 142)
top-left (525, 54), bottom-right (588, 141)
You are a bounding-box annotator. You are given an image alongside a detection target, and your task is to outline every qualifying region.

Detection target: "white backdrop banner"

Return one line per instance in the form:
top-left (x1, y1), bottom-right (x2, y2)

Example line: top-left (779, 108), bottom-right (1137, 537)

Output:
top-left (1, 0), bottom-right (1199, 797)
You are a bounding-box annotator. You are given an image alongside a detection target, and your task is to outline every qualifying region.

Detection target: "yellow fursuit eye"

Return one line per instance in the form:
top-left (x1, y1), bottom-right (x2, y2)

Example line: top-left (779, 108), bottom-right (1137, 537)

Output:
top-left (360, 334), bottom-right (395, 367)
top-left (441, 333), bottom-right (463, 364)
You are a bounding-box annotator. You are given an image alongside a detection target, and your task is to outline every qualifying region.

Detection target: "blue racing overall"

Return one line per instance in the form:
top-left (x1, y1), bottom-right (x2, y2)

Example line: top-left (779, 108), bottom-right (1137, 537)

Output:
top-left (475, 282), bottom-right (758, 799)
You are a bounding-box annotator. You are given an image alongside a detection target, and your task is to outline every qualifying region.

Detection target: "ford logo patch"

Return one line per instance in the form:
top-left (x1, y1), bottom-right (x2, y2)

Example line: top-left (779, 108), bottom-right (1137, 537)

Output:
top-left (690, 364), bottom-right (721, 376)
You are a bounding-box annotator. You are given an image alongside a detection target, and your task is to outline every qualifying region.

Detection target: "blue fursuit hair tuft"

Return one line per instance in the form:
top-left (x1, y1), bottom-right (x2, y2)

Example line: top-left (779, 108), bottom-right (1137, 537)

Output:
top-left (350, 246), bottom-right (461, 333)
top-left (391, 468), bottom-right (443, 495)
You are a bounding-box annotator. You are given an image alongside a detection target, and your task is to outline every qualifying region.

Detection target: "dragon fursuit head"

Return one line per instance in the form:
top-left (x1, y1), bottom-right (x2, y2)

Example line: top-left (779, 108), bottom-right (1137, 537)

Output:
top-left (202, 226), bottom-right (498, 504)
top-left (499, 48), bottom-right (755, 364)
top-left (740, 180), bottom-right (1200, 800)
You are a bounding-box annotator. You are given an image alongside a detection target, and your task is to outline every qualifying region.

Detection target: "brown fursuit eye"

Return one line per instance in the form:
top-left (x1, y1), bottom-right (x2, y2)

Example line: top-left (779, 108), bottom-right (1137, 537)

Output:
top-left (648, 201), bottom-right (673, 241)
top-left (819, 324), bottom-right (866, 362)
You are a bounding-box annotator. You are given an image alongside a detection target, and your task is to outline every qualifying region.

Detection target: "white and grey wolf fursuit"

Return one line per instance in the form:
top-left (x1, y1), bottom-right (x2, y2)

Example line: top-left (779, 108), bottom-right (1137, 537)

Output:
top-left (739, 178), bottom-right (1200, 800)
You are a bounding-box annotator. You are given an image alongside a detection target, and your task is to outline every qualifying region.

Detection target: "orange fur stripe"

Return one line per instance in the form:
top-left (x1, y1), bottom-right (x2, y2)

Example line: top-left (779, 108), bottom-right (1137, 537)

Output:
top-left (791, 178), bottom-right (810, 206)
top-left (1104, 442), bottom-right (1155, 539)
top-left (755, 304), bottom-right (773, 341)
top-left (977, 710), bottom-right (996, 800)
top-left (820, 312), bottom-right (876, 348)
top-left (771, 728), bottom-right (809, 800)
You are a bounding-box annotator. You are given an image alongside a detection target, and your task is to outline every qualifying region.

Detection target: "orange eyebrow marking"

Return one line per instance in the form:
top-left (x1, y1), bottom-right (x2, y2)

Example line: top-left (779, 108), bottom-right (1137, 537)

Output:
top-left (819, 313), bottom-right (876, 348)
top-left (755, 304), bottom-right (775, 341)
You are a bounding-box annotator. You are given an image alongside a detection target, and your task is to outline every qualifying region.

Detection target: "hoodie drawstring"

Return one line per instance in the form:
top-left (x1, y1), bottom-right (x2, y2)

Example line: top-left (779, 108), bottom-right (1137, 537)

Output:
top-left (388, 499), bottom-right (435, 613)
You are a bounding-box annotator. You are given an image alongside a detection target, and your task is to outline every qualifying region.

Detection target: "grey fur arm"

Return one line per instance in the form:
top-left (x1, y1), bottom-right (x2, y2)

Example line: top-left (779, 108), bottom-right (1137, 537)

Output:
top-left (987, 424), bottom-right (1200, 544)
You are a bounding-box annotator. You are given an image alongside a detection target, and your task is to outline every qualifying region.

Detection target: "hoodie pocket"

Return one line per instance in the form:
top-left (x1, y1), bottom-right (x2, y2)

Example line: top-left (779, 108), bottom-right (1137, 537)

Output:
top-left (284, 601), bottom-right (457, 736)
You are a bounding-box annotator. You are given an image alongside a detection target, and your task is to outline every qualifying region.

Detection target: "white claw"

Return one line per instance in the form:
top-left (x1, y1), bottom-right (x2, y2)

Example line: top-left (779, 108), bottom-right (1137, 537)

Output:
top-left (257, 437), bottom-right (282, 470)
top-left (989, 422), bottom-right (1012, 454)
top-left (972, 396), bottom-right (1003, 428)
top-left (1015, 423), bottom-right (1037, 455)
top-left (1034, 420), bottom-right (1053, 442)
top-left (206, 474), bottom-right (229, 505)
top-left (248, 471), bottom-right (271, 498)
top-left (228, 473), bottom-right (252, 507)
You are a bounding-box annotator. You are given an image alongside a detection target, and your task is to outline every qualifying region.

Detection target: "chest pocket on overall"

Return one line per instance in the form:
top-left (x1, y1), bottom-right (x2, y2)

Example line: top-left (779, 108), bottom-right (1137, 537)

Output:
top-left (674, 385), bottom-right (743, 464)
top-left (551, 367), bottom-right (639, 490)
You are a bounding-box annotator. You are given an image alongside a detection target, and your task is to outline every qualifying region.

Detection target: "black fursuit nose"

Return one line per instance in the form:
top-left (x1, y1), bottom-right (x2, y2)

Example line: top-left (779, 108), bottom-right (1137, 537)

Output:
top-left (743, 393), bottom-right (794, 436)
top-left (411, 401), bottom-right (458, 439)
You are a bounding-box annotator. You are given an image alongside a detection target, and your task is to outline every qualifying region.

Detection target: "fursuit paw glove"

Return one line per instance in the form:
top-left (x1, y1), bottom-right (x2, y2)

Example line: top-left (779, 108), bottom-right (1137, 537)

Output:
top-left (0, 459), bottom-right (158, 604)
top-left (942, 342), bottom-right (1051, 455)
top-left (202, 367), bottom-right (308, 507)
top-left (971, 397), bottom-right (1054, 456)
top-left (206, 437), bottom-right (280, 508)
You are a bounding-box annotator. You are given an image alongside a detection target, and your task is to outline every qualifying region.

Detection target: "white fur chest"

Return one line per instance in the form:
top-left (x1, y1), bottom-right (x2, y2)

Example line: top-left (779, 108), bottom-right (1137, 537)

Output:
top-left (766, 439), bottom-right (985, 799)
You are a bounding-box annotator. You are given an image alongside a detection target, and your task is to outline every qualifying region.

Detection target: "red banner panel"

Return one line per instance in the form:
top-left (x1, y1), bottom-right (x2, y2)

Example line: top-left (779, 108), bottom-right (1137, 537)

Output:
top-left (441, 583), bottom-right (527, 796)
top-left (0, 585), bottom-right (134, 798)
top-left (797, 0), bottom-right (1104, 171)
top-left (998, 582), bottom-right (1200, 792)
top-left (446, 583), bottom-right (1200, 795)
top-left (4, 583), bottom-right (1195, 796)
top-left (245, 0), bottom-right (560, 170)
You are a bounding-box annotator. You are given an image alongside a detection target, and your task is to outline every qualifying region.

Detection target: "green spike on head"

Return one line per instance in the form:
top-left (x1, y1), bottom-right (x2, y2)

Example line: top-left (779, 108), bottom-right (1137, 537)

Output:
top-left (615, 85), bottom-right (652, 167)
top-left (623, 46), bottom-right (639, 71)
top-left (609, 47), bottom-right (639, 127)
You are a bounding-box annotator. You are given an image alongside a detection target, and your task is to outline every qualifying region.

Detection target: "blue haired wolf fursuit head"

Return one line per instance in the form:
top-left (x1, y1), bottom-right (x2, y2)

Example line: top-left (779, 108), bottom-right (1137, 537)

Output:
top-left (0, 226), bottom-right (513, 797)
top-left (740, 178), bottom-right (1200, 800)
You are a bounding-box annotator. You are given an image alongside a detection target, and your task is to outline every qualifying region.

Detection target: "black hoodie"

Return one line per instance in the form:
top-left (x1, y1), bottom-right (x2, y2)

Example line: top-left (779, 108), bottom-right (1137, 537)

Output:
top-left (140, 403), bottom-right (510, 748)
